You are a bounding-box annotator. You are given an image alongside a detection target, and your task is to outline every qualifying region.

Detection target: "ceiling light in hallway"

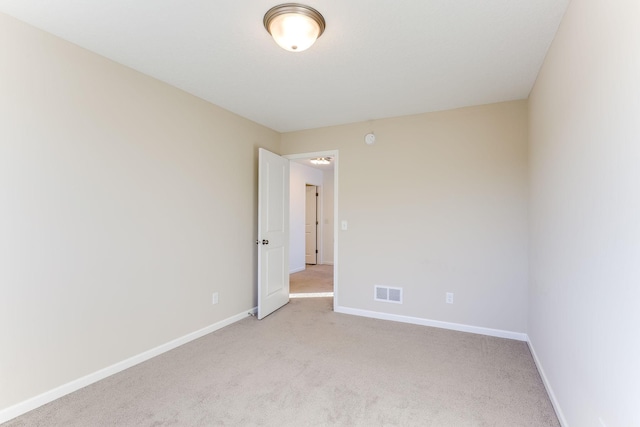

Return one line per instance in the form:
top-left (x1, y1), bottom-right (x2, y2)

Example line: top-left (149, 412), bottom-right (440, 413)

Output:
top-left (310, 157), bottom-right (331, 165)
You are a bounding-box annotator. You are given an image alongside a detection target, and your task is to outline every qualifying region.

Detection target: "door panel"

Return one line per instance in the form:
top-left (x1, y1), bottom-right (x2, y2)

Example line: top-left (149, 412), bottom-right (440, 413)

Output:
top-left (305, 185), bottom-right (317, 265)
top-left (266, 246), bottom-right (285, 295)
top-left (258, 148), bottom-right (290, 319)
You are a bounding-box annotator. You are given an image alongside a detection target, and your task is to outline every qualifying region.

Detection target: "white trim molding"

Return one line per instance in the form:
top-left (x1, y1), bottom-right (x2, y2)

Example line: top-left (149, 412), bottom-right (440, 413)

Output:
top-left (289, 266), bottom-right (306, 274)
top-left (526, 338), bottom-right (568, 427)
top-left (0, 308), bottom-right (257, 425)
top-left (334, 305), bottom-right (528, 341)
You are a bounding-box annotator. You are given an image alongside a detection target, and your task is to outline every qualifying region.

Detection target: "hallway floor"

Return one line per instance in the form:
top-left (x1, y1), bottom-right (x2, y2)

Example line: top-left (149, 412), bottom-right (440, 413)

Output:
top-left (289, 264), bottom-right (333, 295)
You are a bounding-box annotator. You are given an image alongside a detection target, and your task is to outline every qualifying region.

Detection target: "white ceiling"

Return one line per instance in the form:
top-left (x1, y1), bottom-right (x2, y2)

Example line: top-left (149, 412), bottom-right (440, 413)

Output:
top-left (0, 1), bottom-right (569, 133)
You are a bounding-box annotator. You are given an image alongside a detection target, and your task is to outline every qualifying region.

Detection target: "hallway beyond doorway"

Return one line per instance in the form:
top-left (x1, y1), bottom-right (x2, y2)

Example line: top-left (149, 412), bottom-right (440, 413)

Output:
top-left (290, 264), bottom-right (333, 297)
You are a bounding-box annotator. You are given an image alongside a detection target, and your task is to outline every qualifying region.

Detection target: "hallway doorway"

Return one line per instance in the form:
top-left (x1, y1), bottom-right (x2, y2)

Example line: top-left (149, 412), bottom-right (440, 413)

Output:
top-left (285, 150), bottom-right (338, 304)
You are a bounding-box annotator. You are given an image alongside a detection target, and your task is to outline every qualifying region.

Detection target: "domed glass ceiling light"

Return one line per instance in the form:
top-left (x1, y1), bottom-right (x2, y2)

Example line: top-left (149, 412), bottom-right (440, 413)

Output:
top-left (264, 3), bottom-right (326, 52)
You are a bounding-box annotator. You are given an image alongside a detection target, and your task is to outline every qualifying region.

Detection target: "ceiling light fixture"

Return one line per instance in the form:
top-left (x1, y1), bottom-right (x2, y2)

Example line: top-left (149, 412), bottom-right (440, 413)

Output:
top-left (310, 157), bottom-right (331, 165)
top-left (263, 3), bottom-right (326, 52)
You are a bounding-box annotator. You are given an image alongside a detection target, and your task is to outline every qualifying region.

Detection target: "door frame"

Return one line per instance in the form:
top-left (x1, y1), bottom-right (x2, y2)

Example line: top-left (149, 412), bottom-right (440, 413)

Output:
top-left (284, 150), bottom-right (339, 310)
top-left (305, 184), bottom-right (318, 265)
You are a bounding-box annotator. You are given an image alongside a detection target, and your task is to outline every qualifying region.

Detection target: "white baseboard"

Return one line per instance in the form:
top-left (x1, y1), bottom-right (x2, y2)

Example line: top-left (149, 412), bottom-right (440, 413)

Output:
top-left (334, 305), bottom-right (528, 341)
top-left (526, 337), bottom-right (568, 427)
top-left (289, 266), bottom-right (305, 274)
top-left (0, 307), bottom-right (257, 425)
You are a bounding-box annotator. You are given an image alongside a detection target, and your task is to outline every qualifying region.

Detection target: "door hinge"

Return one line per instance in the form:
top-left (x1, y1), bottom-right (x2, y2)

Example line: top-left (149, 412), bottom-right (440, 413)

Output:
top-left (316, 193), bottom-right (318, 197)
top-left (316, 250), bottom-right (318, 254)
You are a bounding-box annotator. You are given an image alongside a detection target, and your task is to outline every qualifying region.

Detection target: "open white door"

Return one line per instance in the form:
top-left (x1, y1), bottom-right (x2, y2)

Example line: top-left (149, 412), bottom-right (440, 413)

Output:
top-left (257, 148), bottom-right (290, 319)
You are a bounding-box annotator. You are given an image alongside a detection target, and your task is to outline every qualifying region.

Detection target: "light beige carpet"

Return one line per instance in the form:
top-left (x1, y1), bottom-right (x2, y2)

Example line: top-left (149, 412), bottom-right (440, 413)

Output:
top-left (3, 298), bottom-right (559, 426)
top-left (290, 264), bottom-right (333, 294)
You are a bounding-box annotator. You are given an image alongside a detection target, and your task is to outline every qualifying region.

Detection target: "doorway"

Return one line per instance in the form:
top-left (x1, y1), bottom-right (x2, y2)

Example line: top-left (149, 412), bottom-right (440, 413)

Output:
top-left (285, 151), bottom-right (338, 306)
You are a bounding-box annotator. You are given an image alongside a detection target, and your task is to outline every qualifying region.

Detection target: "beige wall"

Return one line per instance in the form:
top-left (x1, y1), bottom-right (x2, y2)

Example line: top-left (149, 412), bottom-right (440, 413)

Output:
top-left (281, 101), bottom-right (529, 333)
top-left (528, 0), bottom-right (640, 425)
top-left (0, 13), bottom-right (279, 411)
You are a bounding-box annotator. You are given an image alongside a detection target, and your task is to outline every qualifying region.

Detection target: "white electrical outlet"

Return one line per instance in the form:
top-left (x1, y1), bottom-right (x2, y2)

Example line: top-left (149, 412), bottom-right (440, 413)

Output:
top-left (446, 292), bottom-right (454, 304)
top-left (212, 292), bottom-right (219, 305)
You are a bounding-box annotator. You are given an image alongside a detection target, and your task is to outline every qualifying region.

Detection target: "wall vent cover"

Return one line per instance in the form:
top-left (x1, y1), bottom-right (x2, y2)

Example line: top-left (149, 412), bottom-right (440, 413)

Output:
top-left (374, 286), bottom-right (403, 304)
